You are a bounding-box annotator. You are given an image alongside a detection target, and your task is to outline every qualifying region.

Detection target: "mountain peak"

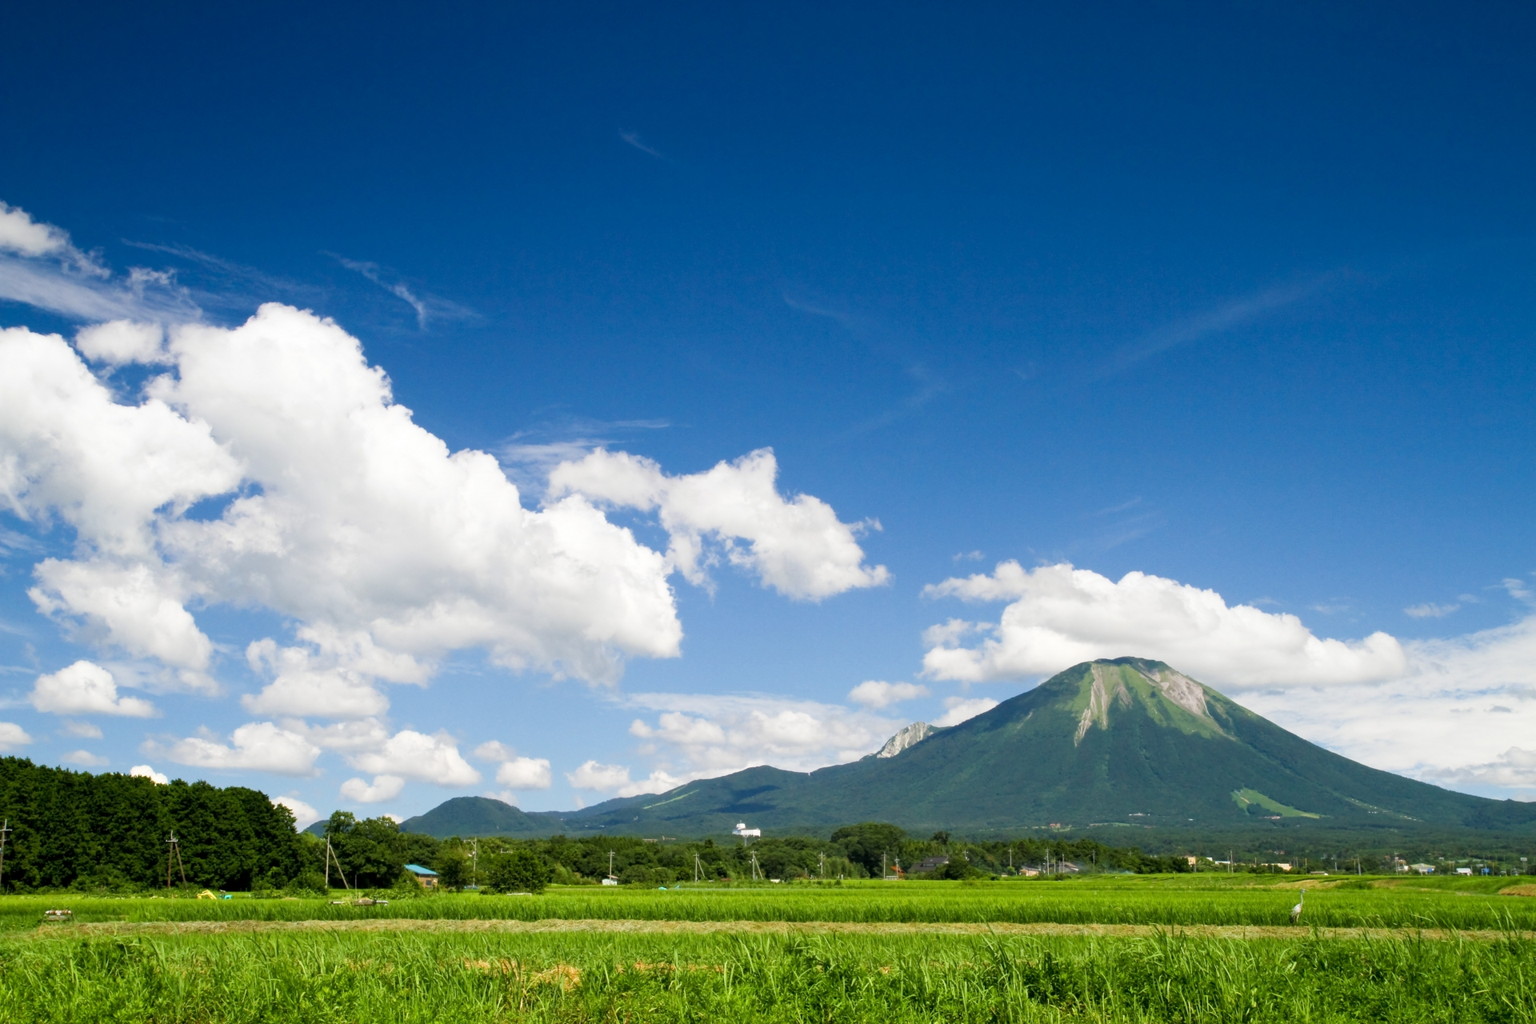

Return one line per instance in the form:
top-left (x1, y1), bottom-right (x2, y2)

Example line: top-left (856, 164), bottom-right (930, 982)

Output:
top-left (1061, 658), bottom-right (1227, 745)
top-left (871, 721), bottom-right (941, 759)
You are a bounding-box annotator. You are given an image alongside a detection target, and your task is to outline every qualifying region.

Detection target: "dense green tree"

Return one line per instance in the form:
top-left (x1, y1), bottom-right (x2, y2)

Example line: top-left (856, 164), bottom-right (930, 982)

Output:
top-left (486, 846), bottom-right (553, 894)
top-left (333, 816), bottom-right (406, 888)
top-left (434, 844), bottom-right (471, 889)
top-left (831, 823), bottom-right (906, 877)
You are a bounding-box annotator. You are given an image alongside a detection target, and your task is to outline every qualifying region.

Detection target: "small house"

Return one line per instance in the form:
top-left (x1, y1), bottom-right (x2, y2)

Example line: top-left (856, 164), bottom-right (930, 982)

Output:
top-left (403, 863), bottom-right (440, 889)
top-left (911, 855), bottom-right (950, 875)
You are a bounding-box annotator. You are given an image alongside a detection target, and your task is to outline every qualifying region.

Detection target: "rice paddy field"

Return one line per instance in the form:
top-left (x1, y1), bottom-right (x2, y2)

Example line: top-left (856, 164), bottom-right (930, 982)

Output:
top-left (3, 875), bottom-right (1534, 1022)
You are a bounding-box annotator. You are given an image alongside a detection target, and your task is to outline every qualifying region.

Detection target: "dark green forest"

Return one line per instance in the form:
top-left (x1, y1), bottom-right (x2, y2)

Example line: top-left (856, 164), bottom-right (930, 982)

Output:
top-left (0, 758), bottom-right (303, 891)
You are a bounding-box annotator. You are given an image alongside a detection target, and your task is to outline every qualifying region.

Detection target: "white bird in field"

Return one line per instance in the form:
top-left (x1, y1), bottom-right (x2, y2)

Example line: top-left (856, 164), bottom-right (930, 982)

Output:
top-left (1290, 888), bottom-right (1306, 924)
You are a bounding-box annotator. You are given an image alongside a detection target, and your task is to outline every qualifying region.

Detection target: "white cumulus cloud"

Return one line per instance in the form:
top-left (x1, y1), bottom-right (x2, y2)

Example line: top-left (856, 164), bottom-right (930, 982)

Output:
top-left (474, 740), bottom-right (517, 762)
top-left (74, 320), bottom-right (168, 365)
top-left (272, 794), bottom-right (320, 829)
top-left (0, 325), bottom-right (242, 561)
top-left (495, 756), bottom-right (553, 790)
top-left (347, 729), bottom-right (479, 787)
top-left (29, 560), bottom-right (215, 681)
top-left (0, 724), bottom-right (31, 752)
top-left (0, 201), bottom-right (104, 274)
top-left (2, 302), bottom-right (779, 690)
top-left (847, 680), bottom-right (929, 709)
top-left (623, 692), bottom-right (903, 785)
top-left (30, 660), bottom-right (156, 717)
top-left (565, 759), bottom-right (682, 798)
top-left (933, 696), bottom-right (998, 727)
top-left (130, 763), bottom-right (170, 784)
top-left (1239, 612), bottom-right (1536, 796)
top-left (922, 562), bottom-right (1408, 689)
top-left (158, 721), bottom-right (321, 776)
top-left (472, 740), bottom-right (552, 790)
top-left (549, 448), bottom-right (889, 600)
top-left (566, 759), bottom-right (634, 791)
top-left (241, 633), bottom-right (399, 720)
top-left (340, 774), bottom-right (406, 803)
top-left (1, 215), bottom-right (889, 800)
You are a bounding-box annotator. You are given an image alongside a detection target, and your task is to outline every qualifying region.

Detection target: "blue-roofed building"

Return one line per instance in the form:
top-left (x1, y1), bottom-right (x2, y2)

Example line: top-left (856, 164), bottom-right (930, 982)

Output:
top-left (403, 864), bottom-right (440, 889)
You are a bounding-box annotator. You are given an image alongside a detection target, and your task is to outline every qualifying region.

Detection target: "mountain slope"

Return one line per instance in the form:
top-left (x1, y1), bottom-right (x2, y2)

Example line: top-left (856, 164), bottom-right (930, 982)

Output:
top-left (557, 658), bottom-right (1536, 837)
top-left (397, 795), bottom-right (559, 838)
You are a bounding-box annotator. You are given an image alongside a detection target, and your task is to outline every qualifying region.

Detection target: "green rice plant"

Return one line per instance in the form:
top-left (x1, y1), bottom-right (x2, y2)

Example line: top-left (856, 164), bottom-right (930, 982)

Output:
top-left (1, 926), bottom-right (1533, 1022)
top-left (3, 878), bottom-right (1534, 936)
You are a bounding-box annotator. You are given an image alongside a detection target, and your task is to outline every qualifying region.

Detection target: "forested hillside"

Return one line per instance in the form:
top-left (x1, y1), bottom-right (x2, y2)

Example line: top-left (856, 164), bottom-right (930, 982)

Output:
top-left (0, 758), bottom-right (303, 890)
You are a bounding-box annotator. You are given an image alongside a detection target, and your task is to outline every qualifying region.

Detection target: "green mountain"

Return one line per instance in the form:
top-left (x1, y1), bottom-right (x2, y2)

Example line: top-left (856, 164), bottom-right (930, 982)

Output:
top-left (397, 796), bottom-right (561, 838)
top-left (401, 659), bottom-right (1536, 842)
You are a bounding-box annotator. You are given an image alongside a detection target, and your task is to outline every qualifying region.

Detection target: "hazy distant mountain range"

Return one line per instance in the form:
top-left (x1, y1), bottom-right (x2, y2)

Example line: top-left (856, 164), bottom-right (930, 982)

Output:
top-left (397, 658), bottom-right (1536, 843)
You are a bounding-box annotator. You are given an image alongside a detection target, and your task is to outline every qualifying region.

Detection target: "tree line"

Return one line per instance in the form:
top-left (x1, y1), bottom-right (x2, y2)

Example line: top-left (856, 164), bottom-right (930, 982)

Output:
top-left (0, 757), bottom-right (303, 890)
top-left (316, 820), bottom-right (1536, 889)
top-left (316, 816), bottom-right (1198, 891)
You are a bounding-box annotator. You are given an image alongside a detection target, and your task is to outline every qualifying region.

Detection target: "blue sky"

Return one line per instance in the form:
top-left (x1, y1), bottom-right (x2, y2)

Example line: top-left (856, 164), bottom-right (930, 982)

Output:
top-left (1, 1), bottom-right (1533, 827)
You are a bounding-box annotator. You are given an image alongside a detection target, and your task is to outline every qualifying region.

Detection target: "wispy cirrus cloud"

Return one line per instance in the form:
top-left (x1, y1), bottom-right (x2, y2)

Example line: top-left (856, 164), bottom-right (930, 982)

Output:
top-left (124, 240), bottom-right (324, 311)
top-left (0, 253), bottom-right (200, 323)
top-left (1100, 272), bottom-right (1343, 377)
top-left (619, 131), bottom-right (665, 160)
top-left (1405, 601), bottom-right (1461, 619)
top-left (782, 290), bottom-right (956, 437)
top-left (328, 253), bottom-right (476, 329)
top-left (0, 202), bottom-right (201, 323)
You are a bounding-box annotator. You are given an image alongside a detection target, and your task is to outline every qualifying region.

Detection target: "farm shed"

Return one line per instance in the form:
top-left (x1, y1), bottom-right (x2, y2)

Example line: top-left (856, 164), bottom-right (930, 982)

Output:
top-left (403, 864), bottom-right (439, 889)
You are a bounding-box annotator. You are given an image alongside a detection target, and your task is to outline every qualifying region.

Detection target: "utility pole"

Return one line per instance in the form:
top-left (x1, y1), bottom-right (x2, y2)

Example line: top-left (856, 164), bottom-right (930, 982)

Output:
top-left (470, 840), bottom-right (479, 888)
top-left (324, 837), bottom-right (350, 889)
top-left (165, 831), bottom-right (188, 888)
top-left (750, 850), bottom-right (761, 881)
top-left (0, 819), bottom-right (11, 890)
top-left (694, 853), bottom-right (703, 882)
top-left (608, 849), bottom-right (616, 881)
top-left (818, 851), bottom-right (826, 881)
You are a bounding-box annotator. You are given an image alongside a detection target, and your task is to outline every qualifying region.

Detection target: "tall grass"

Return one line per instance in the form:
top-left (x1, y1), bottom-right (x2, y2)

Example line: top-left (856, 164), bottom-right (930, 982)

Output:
top-left (0, 928), bottom-right (1531, 1022)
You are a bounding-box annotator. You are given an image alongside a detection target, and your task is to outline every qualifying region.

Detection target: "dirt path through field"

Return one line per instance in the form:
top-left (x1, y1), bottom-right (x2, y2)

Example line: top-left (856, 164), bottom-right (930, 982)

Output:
top-left (31, 918), bottom-right (1536, 942)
